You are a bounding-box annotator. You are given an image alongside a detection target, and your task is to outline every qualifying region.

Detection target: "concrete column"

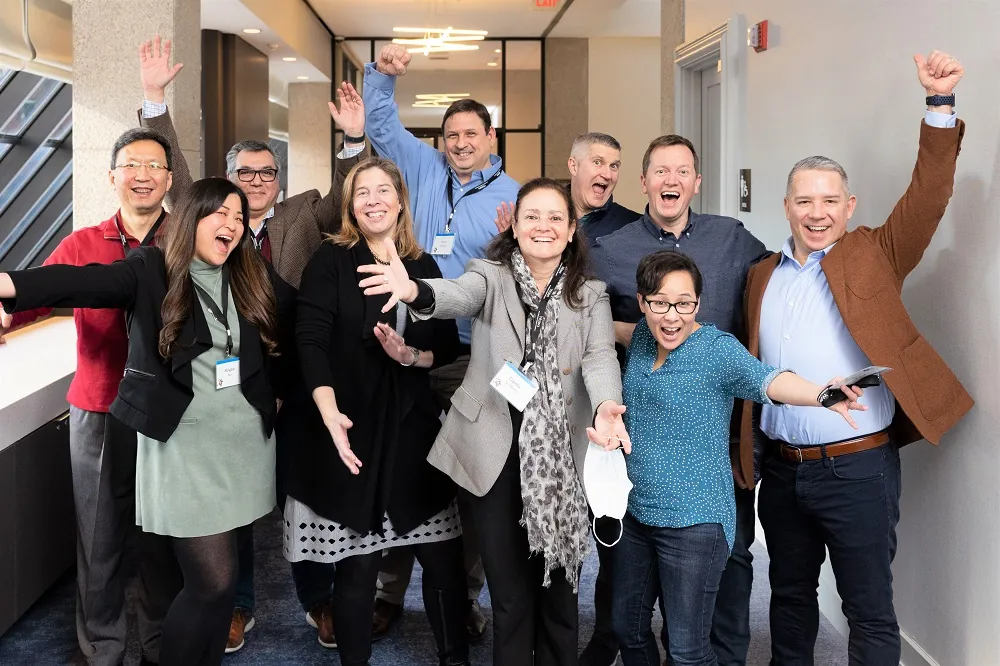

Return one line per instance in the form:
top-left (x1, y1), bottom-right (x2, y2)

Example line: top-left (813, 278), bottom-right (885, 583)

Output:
top-left (543, 38), bottom-right (588, 180)
top-left (661, 0), bottom-right (685, 134)
top-left (287, 82), bottom-right (332, 197)
top-left (72, 0), bottom-right (201, 226)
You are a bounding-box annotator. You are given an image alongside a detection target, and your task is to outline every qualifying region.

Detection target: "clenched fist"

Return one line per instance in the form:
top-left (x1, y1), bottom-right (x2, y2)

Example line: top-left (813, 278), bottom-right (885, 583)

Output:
top-left (913, 50), bottom-right (963, 96)
top-left (376, 44), bottom-right (412, 76)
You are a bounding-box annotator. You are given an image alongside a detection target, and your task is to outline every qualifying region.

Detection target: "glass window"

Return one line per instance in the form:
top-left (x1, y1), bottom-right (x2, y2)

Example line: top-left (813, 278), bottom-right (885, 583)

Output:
top-left (0, 77), bottom-right (61, 138)
top-left (503, 41), bottom-right (541, 130)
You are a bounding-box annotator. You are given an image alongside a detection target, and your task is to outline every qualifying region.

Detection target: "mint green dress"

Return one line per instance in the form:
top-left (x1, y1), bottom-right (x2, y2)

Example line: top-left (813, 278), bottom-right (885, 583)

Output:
top-left (134, 259), bottom-right (276, 537)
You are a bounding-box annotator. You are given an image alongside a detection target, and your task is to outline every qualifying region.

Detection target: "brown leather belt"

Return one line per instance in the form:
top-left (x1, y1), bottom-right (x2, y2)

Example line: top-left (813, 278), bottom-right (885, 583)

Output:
top-left (779, 431), bottom-right (890, 463)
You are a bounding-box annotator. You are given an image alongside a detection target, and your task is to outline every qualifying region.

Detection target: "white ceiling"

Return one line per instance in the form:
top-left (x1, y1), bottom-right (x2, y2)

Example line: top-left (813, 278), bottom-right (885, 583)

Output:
top-left (341, 39), bottom-right (540, 72)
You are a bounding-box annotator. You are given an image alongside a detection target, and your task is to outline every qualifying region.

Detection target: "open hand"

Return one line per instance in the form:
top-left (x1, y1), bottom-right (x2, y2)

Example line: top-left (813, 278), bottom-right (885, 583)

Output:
top-left (587, 401), bottom-right (632, 453)
top-left (0, 306), bottom-right (11, 344)
top-left (330, 82), bottom-right (365, 138)
top-left (376, 44), bottom-right (412, 76)
top-left (494, 201), bottom-right (515, 233)
top-left (373, 322), bottom-right (411, 364)
top-left (358, 238), bottom-right (416, 313)
top-left (325, 411), bottom-right (361, 474)
top-left (914, 50), bottom-right (963, 96)
top-left (140, 36), bottom-right (184, 103)
top-left (822, 377), bottom-right (867, 429)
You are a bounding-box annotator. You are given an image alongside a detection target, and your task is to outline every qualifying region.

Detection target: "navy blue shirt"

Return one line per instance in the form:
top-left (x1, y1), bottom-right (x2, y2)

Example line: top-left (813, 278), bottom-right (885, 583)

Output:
top-left (577, 196), bottom-right (641, 247)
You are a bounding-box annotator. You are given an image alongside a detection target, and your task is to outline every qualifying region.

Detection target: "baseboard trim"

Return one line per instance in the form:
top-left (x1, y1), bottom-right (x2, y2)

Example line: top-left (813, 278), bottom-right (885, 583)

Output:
top-left (900, 629), bottom-right (940, 666)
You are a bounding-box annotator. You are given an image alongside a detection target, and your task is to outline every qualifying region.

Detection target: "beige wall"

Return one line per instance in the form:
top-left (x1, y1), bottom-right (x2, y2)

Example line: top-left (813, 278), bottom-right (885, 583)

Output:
top-left (587, 37), bottom-right (661, 213)
top-left (685, 2), bottom-right (1000, 664)
top-left (544, 38), bottom-right (589, 180)
top-left (287, 82), bottom-right (332, 197)
top-left (661, 0), bottom-right (684, 133)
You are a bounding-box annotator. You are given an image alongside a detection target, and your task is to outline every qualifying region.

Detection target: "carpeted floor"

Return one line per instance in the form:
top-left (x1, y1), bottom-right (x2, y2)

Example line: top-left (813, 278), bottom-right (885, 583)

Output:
top-left (0, 510), bottom-right (847, 665)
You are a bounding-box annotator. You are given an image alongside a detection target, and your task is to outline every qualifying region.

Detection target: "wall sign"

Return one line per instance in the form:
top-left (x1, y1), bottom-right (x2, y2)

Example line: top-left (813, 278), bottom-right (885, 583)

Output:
top-left (739, 169), bottom-right (751, 213)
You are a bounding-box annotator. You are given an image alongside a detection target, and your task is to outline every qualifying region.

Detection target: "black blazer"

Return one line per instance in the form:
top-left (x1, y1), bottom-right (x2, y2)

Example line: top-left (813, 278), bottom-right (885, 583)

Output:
top-left (2, 247), bottom-right (294, 441)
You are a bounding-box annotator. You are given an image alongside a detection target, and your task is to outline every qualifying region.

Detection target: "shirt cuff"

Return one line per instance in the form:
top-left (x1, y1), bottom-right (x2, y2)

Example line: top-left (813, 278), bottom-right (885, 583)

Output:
top-left (364, 63), bottom-right (396, 90)
top-left (409, 279), bottom-right (436, 311)
top-left (141, 100), bottom-right (168, 118)
top-left (337, 143), bottom-right (365, 159)
top-left (924, 110), bottom-right (957, 128)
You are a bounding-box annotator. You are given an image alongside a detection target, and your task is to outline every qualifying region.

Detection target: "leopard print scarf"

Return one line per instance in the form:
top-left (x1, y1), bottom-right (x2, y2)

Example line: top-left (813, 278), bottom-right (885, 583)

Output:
top-left (511, 249), bottom-right (591, 590)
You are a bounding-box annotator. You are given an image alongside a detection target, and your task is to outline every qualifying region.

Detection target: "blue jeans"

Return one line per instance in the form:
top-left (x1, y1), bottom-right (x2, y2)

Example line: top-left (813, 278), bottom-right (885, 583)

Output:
top-left (234, 524), bottom-right (336, 614)
top-left (613, 514), bottom-right (729, 666)
top-left (759, 440), bottom-right (901, 666)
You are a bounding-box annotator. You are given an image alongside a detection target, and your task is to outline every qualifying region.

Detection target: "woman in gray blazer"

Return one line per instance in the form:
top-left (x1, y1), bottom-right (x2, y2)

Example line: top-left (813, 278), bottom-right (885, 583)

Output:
top-left (359, 177), bottom-right (630, 666)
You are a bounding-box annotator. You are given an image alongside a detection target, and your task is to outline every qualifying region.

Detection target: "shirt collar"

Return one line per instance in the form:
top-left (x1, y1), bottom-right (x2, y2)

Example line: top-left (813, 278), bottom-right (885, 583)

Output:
top-left (450, 154), bottom-right (503, 187)
top-left (580, 195), bottom-right (614, 224)
top-left (779, 237), bottom-right (838, 268)
top-left (641, 206), bottom-right (696, 240)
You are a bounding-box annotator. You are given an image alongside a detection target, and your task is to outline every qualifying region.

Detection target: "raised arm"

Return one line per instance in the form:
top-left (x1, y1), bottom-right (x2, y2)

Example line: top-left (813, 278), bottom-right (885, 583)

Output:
top-left (310, 82), bottom-right (371, 233)
top-left (874, 51), bottom-right (964, 281)
top-left (138, 36), bottom-right (192, 208)
top-left (0, 258), bottom-right (140, 315)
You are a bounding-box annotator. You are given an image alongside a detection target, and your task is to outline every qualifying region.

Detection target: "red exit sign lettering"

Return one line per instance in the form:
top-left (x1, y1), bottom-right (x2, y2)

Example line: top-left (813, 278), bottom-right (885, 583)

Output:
top-left (533, 0), bottom-right (559, 8)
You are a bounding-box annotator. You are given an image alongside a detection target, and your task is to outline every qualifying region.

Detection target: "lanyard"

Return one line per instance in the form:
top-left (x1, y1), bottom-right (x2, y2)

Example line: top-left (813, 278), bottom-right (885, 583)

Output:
top-left (115, 209), bottom-right (166, 257)
top-left (444, 167), bottom-right (504, 233)
top-left (522, 263), bottom-right (566, 369)
top-left (192, 265), bottom-right (233, 357)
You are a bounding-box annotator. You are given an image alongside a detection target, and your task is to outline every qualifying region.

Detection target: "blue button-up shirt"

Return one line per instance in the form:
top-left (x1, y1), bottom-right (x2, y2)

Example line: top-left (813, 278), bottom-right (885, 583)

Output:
top-left (759, 110), bottom-right (957, 445)
top-left (624, 321), bottom-right (781, 550)
top-left (363, 64), bottom-right (521, 344)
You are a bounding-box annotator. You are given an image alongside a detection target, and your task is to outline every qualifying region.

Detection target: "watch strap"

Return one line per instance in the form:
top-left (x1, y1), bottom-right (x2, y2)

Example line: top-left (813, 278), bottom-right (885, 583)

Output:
top-left (344, 132), bottom-right (366, 143)
top-left (925, 94), bottom-right (955, 107)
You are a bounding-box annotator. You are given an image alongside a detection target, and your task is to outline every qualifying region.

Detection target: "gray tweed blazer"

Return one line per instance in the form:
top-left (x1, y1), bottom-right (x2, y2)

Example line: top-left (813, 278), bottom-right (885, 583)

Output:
top-left (414, 259), bottom-right (622, 497)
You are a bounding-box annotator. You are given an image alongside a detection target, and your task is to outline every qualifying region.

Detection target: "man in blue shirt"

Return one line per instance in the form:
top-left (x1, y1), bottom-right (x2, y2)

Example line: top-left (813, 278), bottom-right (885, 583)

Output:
top-left (568, 132), bottom-right (641, 244)
top-left (361, 43), bottom-right (520, 640)
top-left (585, 135), bottom-right (768, 666)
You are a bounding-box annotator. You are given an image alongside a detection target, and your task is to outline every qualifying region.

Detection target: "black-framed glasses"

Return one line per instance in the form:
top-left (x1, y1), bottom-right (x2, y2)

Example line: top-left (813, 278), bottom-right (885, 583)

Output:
top-left (643, 296), bottom-right (698, 315)
top-left (233, 167), bottom-right (278, 182)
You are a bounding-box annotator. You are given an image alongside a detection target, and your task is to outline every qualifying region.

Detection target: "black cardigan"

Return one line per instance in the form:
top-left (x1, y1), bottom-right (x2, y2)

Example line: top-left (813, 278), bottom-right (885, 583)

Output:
top-left (287, 241), bottom-right (460, 536)
top-left (1, 247), bottom-right (294, 441)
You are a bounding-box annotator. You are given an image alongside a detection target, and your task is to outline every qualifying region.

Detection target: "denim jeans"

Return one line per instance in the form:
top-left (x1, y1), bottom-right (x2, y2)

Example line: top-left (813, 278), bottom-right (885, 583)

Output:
top-left (613, 514), bottom-right (729, 666)
top-left (759, 441), bottom-right (902, 666)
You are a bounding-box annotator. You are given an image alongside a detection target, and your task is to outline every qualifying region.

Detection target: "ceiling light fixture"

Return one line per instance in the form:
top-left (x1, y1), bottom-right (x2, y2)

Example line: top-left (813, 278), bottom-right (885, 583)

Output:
top-left (392, 26), bottom-right (488, 56)
top-left (297, 75), bottom-right (310, 80)
top-left (242, 28), bottom-right (261, 34)
top-left (282, 57), bottom-right (298, 62)
top-left (412, 93), bottom-right (471, 108)
top-left (494, 49), bottom-right (502, 53)
top-left (486, 62), bottom-right (498, 67)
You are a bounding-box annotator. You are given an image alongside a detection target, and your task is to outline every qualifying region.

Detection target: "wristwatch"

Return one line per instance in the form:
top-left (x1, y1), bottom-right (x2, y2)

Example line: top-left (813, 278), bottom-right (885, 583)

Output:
top-left (925, 94), bottom-right (955, 107)
top-left (399, 346), bottom-right (419, 367)
top-left (344, 132), bottom-right (366, 143)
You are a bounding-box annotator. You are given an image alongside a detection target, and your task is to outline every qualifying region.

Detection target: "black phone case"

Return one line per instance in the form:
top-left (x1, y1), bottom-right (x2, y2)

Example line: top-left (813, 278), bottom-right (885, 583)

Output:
top-left (819, 374), bottom-right (882, 408)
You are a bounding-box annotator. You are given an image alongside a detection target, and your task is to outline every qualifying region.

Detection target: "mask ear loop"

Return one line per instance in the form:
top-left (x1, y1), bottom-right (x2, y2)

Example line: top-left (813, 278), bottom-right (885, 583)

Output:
top-left (592, 516), bottom-right (624, 548)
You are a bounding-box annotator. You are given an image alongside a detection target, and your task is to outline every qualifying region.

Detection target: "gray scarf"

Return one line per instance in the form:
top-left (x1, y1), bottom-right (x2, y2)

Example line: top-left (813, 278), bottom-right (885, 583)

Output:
top-left (511, 249), bottom-right (591, 590)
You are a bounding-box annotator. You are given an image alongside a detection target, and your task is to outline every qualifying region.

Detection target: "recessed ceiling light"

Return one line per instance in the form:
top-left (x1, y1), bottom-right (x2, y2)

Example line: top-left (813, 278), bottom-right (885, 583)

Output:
top-left (486, 62), bottom-right (498, 67)
top-left (282, 57), bottom-right (297, 62)
top-left (242, 28), bottom-right (261, 34)
top-left (297, 75), bottom-right (310, 80)
top-left (494, 49), bottom-right (501, 53)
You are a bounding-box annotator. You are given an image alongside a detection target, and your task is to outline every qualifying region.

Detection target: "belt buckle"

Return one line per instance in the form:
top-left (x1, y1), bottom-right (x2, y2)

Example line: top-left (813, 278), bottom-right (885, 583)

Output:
top-left (795, 447), bottom-right (803, 463)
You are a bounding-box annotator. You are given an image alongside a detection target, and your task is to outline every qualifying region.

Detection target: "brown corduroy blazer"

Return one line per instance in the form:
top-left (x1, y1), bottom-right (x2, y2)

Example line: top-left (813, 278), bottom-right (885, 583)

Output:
top-left (738, 120), bottom-right (974, 486)
top-left (139, 109), bottom-right (370, 288)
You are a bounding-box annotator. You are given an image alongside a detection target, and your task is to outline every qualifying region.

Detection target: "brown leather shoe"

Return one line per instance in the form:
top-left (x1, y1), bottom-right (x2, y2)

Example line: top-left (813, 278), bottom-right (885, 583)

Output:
top-left (467, 599), bottom-right (487, 641)
top-left (372, 598), bottom-right (403, 640)
top-left (306, 601), bottom-right (337, 648)
top-left (225, 608), bottom-right (255, 654)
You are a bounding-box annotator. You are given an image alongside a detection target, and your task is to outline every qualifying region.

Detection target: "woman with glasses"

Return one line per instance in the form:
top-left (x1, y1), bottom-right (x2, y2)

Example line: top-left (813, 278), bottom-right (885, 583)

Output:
top-left (613, 250), bottom-right (867, 666)
top-left (0, 178), bottom-right (291, 666)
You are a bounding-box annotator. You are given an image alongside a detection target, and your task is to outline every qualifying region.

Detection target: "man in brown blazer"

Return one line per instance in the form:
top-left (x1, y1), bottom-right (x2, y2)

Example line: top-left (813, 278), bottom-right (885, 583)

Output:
top-left (738, 51), bottom-right (972, 665)
top-left (137, 36), bottom-right (370, 653)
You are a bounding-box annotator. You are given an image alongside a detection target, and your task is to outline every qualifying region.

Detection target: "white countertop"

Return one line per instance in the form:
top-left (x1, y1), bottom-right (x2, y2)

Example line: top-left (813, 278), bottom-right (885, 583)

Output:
top-left (0, 317), bottom-right (77, 451)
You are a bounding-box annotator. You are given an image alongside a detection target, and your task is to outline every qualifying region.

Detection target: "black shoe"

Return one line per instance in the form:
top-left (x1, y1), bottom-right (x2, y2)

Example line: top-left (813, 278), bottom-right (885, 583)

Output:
top-left (579, 639), bottom-right (620, 666)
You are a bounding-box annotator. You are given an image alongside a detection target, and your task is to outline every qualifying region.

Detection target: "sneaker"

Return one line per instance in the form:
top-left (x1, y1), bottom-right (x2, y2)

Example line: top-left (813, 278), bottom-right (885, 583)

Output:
top-left (372, 598), bottom-right (403, 641)
top-left (225, 608), bottom-right (255, 654)
top-left (467, 599), bottom-right (487, 642)
top-left (306, 601), bottom-right (337, 648)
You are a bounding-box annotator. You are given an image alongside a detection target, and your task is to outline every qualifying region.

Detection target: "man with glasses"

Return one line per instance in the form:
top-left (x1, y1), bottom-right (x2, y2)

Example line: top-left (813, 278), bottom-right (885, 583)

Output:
top-left (586, 134), bottom-right (768, 666)
top-left (137, 35), bottom-right (369, 653)
top-left (0, 127), bottom-right (174, 666)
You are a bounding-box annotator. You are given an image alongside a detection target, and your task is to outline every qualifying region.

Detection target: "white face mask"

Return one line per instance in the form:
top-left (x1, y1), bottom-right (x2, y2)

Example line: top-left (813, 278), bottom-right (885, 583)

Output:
top-left (582, 441), bottom-right (633, 547)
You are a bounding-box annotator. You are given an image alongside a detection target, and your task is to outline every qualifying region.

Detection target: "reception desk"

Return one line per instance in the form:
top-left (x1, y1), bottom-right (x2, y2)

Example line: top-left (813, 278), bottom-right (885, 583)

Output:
top-left (0, 317), bottom-right (77, 637)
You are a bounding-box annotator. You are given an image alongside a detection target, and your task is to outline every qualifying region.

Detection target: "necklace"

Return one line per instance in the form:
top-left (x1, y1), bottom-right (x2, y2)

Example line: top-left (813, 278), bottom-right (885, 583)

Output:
top-left (366, 240), bottom-right (391, 265)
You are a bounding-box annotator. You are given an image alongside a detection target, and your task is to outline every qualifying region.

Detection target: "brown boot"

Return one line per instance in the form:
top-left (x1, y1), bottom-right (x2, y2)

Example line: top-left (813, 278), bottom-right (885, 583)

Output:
top-left (372, 598), bottom-right (403, 640)
top-left (225, 608), bottom-right (255, 654)
top-left (306, 601), bottom-right (337, 648)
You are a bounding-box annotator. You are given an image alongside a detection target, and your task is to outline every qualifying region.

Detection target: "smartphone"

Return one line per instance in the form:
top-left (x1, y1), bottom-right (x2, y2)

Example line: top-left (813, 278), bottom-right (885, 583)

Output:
top-left (818, 366), bottom-right (891, 408)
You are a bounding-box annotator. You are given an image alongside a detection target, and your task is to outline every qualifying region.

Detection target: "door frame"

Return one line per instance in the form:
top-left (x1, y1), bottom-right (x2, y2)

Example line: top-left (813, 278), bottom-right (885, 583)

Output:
top-left (673, 15), bottom-right (747, 218)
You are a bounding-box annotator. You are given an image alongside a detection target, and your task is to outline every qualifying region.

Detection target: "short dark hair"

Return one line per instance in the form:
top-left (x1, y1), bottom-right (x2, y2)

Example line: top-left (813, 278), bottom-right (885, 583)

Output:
top-left (226, 139), bottom-right (278, 174)
top-left (636, 250), bottom-right (703, 298)
top-left (641, 134), bottom-right (700, 176)
top-left (110, 128), bottom-right (172, 170)
top-left (570, 132), bottom-right (621, 158)
top-left (442, 98), bottom-right (492, 133)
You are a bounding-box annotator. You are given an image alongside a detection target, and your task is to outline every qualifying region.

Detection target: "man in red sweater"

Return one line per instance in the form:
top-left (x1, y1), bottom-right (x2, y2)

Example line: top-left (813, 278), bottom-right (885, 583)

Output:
top-left (0, 127), bottom-right (173, 666)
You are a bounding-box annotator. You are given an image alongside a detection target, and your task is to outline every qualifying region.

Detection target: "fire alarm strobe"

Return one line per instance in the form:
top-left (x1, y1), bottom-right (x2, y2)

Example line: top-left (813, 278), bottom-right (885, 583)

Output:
top-left (747, 20), bottom-right (769, 53)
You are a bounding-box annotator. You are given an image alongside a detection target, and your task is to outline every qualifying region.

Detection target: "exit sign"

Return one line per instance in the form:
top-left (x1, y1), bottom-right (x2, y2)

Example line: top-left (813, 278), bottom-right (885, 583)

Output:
top-left (533, 0), bottom-right (559, 8)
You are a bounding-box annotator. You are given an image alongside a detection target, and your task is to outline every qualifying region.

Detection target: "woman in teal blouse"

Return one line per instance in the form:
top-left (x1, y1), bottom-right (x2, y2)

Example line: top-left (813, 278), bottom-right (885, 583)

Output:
top-left (613, 250), bottom-right (865, 666)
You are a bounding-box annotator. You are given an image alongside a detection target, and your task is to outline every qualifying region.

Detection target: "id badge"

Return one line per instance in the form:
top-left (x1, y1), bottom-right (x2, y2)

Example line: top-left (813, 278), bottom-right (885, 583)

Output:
top-left (216, 357), bottom-right (240, 389)
top-left (431, 233), bottom-right (456, 256)
top-left (490, 361), bottom-right (539, 412)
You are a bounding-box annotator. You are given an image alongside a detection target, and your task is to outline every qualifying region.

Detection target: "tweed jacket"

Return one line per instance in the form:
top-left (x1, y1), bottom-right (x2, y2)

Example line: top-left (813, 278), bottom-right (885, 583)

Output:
top-left (414, 259), bottom-right (623, 497)
top-left (140, 109), bottom-right (370, 288)
top-left (739, 120), bottom-right (974, 486)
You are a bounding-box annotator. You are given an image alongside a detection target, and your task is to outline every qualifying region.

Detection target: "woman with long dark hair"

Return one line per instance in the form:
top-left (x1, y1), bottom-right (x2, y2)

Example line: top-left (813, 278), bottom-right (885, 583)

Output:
top-left (0, 178), bottom-right (288, 666)
top-left (283, 156), bottom-right (467, 666)
top-left (359, 177), bottom-right (631, 666)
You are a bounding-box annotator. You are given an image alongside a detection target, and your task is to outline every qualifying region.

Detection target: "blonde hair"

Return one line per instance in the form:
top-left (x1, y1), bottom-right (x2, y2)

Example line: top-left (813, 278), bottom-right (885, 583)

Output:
top-left (331, 157), bottom-right (422, 260)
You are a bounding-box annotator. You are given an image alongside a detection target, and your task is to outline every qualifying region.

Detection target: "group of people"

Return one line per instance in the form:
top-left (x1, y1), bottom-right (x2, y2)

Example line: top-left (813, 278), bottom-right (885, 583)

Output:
top-left (0, 35), bottom-right (974, 666)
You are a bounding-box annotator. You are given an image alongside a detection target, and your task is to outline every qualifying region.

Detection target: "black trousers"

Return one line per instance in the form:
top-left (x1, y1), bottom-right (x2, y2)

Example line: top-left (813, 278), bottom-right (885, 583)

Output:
top-left (464, 435), bottom-right (579, 666)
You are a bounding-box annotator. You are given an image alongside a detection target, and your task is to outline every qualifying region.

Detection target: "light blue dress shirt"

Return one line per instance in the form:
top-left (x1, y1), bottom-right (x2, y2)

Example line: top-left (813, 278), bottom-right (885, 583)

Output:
top-left (363, 64), bottom-right (521, 345)
top-left (759, 110), bottom-right (956, 445)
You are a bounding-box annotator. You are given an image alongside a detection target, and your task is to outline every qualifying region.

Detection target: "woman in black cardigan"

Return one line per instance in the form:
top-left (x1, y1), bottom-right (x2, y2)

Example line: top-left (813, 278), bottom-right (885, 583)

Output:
top-left (0, 178), bottom-right (291, 666)
top-left (284, 156), bottom-right (467, 666)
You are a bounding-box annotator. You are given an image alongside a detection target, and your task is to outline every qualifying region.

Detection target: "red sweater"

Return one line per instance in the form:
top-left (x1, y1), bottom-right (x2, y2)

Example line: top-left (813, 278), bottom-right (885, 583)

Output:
top-left (11, 212), bottom-right (163, 413)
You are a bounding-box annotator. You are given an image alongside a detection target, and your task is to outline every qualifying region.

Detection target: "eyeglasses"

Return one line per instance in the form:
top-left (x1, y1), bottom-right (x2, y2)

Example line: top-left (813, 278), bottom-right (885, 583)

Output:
top-left (114, 162), bottom-right (169, 174)
top-left (643, 296), bottom-right (698, 315)
top-left (234, 168), bottom-right (279, 183)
